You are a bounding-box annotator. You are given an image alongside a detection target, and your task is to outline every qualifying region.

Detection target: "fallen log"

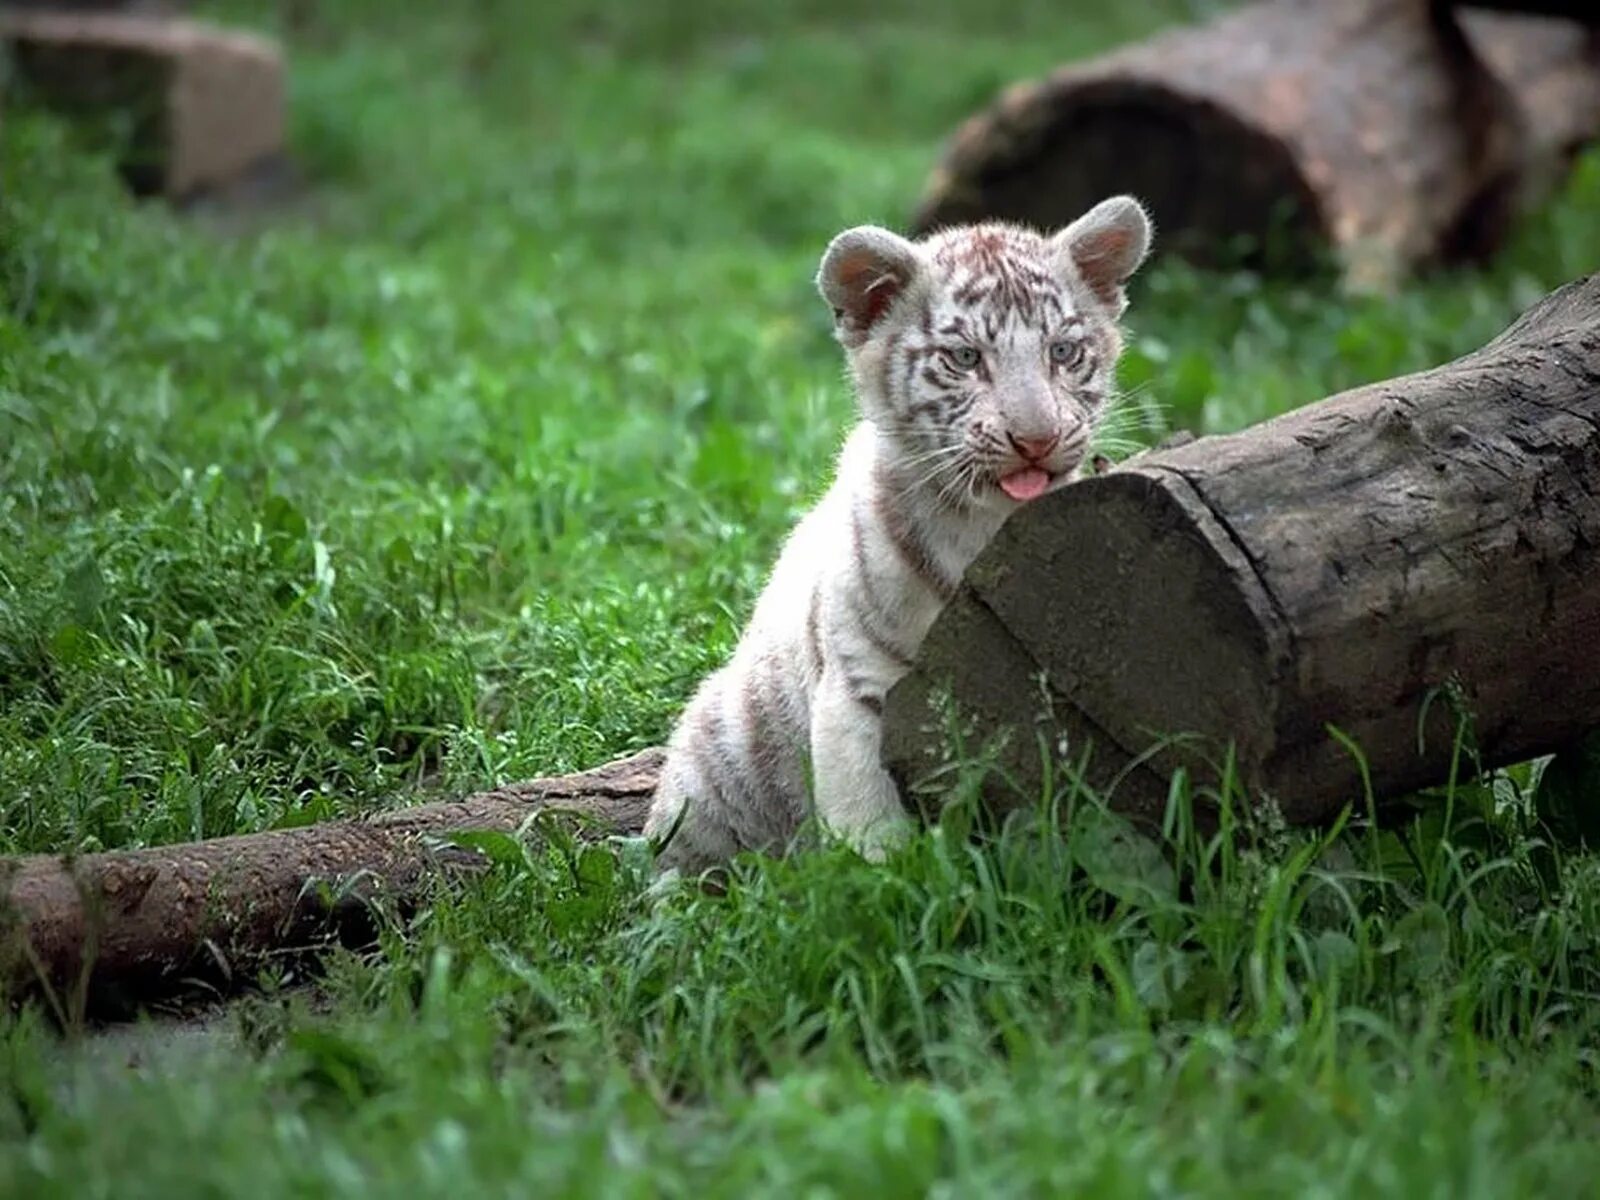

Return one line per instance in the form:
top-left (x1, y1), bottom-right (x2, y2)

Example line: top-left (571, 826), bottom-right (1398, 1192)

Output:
top-left (912, 0), bottom-right (1600, 287)
top-left (0, 750), bottom-right (660, 1017)
top-left (884, 272), bottom-right (1600, 828)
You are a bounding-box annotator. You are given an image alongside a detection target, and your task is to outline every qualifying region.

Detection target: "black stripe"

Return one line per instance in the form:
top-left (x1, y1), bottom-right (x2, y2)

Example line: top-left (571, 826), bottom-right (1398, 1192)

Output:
top-left (846, 587), bottom-right (915, 667)
top-left (694, 699), bottom-right (763, 820)
top-left (875, 329), bottom-right (901, 404)
top-left (873, 480), bottom-right (959, 598)
top-left (850, 503), bottom-right (891, 615)
top-left (738, 676), bottom-right (784, 800)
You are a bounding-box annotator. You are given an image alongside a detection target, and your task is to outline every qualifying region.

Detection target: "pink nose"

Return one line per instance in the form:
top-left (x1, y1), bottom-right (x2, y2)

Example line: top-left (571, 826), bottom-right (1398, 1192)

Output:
top-left (1008, 432), bottom-right (1060, 462)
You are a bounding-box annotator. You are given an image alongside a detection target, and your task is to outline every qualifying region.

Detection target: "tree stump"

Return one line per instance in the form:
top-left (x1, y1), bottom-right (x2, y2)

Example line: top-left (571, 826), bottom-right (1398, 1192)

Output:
top-left (883, 272), bottom-right (1600, 827)
top-left (912, 0), bottom-right (1600, 287)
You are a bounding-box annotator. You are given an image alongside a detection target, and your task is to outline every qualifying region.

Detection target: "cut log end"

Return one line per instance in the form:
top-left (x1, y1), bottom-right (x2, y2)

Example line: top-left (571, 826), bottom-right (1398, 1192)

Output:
top-left (914, 1), bottom-right (1600, 281)
top-left (1, 10), bottom-right (287, 198)
top-left (914, 79), bottom-right (1326, 266)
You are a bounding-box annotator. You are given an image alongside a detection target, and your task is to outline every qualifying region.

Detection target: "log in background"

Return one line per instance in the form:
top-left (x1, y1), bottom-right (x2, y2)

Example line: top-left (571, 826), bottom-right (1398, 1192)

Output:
top-left (884, 272), bottom-right (1600, 828)
top-left (912, 0), bottom-right (1600, 285)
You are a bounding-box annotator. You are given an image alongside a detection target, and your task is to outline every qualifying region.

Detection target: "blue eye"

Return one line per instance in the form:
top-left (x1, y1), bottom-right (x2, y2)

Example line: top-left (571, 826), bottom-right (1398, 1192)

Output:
top-left (946, 346), bottom-right (981, 370)
top-left (1050, 340), bottom-right (1084, 367)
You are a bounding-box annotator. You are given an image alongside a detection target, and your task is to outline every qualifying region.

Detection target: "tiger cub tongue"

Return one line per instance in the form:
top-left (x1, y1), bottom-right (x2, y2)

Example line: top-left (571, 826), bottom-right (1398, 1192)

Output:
top-left (999, 468), bottom-right (1051, 502)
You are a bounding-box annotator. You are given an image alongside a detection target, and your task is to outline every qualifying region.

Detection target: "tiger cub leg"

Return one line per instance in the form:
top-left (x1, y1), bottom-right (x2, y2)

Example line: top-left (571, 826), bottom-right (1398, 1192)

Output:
top-left (809, 672), bottom-right (914, 861)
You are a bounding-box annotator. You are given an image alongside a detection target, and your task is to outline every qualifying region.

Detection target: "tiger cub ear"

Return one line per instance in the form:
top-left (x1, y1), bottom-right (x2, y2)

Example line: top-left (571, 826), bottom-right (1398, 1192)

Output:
top-left (1054, 196), bottom-right (1152, 316)
top-left (817, 227), bottom-right (923, 348)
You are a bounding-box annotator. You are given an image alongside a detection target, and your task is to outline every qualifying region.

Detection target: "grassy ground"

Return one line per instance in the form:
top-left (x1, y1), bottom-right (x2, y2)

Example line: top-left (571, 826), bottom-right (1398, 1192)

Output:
top-left (3, 0), bottom-right (1600, 1193)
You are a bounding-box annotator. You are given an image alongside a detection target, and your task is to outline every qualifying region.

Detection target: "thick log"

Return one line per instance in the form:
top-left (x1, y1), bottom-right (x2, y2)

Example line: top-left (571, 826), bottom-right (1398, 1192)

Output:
top-left (884, 273), bottom-right (1600, 828)
top-left (0, 750), bottom-right (660, 1017)
top-left (912, 0), bottom-right (1600, 287)
top-left (1462, 10), bottom-right (1600, 217)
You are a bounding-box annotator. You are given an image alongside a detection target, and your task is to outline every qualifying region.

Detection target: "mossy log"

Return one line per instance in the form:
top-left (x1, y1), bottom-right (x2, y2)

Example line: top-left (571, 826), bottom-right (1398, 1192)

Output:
top-left (884, 272), bottom-right (1600, 830)
top-left (912, 0), bottom-right (1600, 286)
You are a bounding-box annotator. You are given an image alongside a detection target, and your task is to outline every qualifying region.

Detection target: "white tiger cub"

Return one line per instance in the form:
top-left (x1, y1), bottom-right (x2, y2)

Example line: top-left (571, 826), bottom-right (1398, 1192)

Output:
top-left (645, 196), bottom-right (1153, 871)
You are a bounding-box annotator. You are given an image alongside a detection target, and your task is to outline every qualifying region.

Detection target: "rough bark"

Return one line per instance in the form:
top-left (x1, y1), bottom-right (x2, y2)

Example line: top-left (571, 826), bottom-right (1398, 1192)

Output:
top-left (1, 750), bottom-right (660, 1017)
top-left (911, 0), bottom-right (1600, 287)
top-left (884, 272), bottom-right (1600, 828)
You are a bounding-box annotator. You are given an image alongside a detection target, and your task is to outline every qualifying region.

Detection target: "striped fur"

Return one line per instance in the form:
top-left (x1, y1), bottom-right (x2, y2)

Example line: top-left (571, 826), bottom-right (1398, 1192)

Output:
top-left (645, 197), bottom-right (1152, 871)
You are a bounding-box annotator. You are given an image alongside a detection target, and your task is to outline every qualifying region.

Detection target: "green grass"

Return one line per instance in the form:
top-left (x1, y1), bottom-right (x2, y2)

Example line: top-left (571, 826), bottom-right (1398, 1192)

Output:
top-left (3, 0), bottom-right (1600, 1193)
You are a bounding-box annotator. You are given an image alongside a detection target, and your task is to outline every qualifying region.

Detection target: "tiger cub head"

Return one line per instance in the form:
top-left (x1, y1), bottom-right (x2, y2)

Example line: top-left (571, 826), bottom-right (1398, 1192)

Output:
top-left (817, 197), bottom-right (1151, 510)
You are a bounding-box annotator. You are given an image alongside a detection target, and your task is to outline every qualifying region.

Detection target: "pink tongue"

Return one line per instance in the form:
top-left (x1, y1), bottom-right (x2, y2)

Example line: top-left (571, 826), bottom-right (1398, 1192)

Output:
top-left (999, 468), bottom-right (1052, 502)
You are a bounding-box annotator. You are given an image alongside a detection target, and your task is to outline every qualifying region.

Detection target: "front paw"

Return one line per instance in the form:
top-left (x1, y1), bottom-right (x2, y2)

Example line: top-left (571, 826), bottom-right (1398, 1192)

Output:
top-left (844, 813), bottom-right (916, 863)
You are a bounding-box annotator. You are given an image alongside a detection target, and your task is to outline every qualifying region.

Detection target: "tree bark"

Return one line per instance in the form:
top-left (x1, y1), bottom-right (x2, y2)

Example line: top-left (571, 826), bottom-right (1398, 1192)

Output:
top-left (911, 0), bottom-right (1600, 287)
top-left (1, 751), bottom-right (660, 1017)
top-left (884, 272), bottom-right (1600, 831)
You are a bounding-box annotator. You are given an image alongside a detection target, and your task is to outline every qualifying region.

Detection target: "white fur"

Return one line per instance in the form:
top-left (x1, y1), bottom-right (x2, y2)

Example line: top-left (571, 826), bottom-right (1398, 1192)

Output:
top-left (645, 199), bottom-right (1152, 871)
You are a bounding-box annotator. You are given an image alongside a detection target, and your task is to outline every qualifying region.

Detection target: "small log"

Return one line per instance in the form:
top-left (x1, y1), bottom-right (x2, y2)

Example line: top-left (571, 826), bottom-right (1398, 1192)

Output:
top-left (0, 751), bottom-right (660, 1017)
top-left (912, 0), bottom-right (1600, 286)
top-left (884, 272), bottom-right (1600, 827)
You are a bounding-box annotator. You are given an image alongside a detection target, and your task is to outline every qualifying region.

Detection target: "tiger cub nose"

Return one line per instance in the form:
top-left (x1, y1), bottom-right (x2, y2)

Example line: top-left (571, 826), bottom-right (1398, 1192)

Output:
top-left (1007, 432), bottom-right (1061, 462)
